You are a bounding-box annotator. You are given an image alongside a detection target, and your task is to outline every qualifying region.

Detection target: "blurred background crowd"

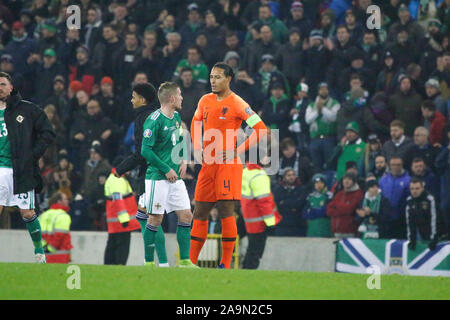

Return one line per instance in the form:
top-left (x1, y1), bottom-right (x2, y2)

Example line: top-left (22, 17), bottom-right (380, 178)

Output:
top-left (0, 0), bottom-right (449, 242)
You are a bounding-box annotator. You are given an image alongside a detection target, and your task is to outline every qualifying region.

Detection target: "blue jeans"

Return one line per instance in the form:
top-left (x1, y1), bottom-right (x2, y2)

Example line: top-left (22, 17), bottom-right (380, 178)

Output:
top-left (309, 137), bottom-right (337, 170)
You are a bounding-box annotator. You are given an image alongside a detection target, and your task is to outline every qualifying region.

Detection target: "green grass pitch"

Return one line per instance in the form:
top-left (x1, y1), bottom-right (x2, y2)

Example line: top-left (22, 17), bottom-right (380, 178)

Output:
top-left (1, 263), bottom-right (449, 300)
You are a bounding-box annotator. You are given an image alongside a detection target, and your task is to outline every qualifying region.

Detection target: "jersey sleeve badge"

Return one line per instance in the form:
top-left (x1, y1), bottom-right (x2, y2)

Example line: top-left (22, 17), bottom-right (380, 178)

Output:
top-left (143, 129), bottom-right (152, 138)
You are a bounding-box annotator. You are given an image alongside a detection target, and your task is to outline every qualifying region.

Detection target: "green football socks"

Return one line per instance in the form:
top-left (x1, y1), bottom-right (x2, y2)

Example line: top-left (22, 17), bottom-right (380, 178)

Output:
top-left (177, 222), bottom-right (192, 260)
top-left (24, 214), bottom-right (44, 255)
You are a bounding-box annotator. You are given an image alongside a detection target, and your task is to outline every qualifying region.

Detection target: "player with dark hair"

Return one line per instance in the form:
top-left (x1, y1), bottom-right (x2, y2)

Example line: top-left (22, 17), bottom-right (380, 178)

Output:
top-left (114, 82), bottom-right (169, 267)
top-left (189, 62), bottom-right (268, 268)
top-left (0, 72), bottom-right (55, 263)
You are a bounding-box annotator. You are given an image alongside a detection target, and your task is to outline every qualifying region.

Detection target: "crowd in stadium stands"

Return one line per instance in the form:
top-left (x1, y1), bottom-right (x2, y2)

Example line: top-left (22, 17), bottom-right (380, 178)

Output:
top-left (0, 0), bottom-right (449, 244)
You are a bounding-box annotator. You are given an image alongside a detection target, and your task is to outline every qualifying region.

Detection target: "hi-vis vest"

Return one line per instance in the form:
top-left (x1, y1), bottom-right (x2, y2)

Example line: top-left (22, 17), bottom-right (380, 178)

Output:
top-left (104, 173), bottom-right (140, 234)
top-left (240, 165), bottom-right (282, 234)
top-left (39, 208), bottom-right (72, 263)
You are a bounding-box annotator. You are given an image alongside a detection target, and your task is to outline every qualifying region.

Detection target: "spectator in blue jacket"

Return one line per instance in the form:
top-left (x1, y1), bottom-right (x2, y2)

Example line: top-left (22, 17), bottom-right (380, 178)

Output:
top-left (379, 156), bottom-right (411, 239)
top-left (273, 168), bottom-right (308, 237)
top-left (3, 21), bottom-right (36, 75)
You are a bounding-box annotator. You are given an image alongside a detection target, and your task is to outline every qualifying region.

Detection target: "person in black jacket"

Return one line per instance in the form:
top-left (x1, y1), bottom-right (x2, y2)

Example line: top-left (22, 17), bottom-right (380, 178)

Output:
top-left (0, 72), bottom-right (56, 263)
top-left (114, 82), bottom-right (168, 267)
top-left (273, 168), bottom-right (308, 237)
top-left (406, 178), bottom-right (441, 251)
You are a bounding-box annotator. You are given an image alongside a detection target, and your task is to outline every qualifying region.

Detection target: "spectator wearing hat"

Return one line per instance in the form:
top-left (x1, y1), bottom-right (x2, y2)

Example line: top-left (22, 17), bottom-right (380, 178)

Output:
top-left (3, 20), bottom-right (37, 75)
top-left (302, 173), bottom-right (333, 237)
top-left (82, 141), bottom-right (112, 230)
top-left (173, 45), bottom-right (209, 84)
top-left (274, 27), bottom-right (305, 92)
top-left (254, 53), bottom-right (290, 98)
top-left (356, 178), bottom-right (391, 239)
top-left (425, 78), bottom-right (448, 120)
top-left (358, 133), bottom-right (383, 178)
top-left (405, 126), bottom-right (440, 173)
top-left (92, 24), bottom-right (124, 80)
top-left (304, 29), bottom-right (331, 98)
top-left (273, 168), bottom-right (308, 237)
top-left (375, 50), bottom-right (405, 96)
top-left (43, 75), bottom-right (70, 127)
top-left (81, 7), bottom-right (103, 52)
top-left (113, 32), bottom-right (141, 93)
top-left (288, 82), bottom-right (310, 152)
top-left (329, 121), bottom-right (366, 181)
top-left (340, 47), bottom-right (376, 96)
top-left (285, 1), bottom-right (312, 39)
top-left (224, 50), bottom-right (241, 78)
top-left (37, 21), bottom-right (63, 57)
top-left (419, 19), bottom-right (445, 80)
top-left (305, 82), bottom-right (340, 170)
top-left (327, 172), bottom-right (363, 238)
top-left (388, 3), bottom-right (426, 45)
top-left (178, 3), bottom-right (204, 47)
top-left (378, 156), bottom-right (411, 238)
top-left (421, 100), bottom-right (447, 147)
top-left (388, 75), bottom-right (424, 136)
top-left (29, 48), bottom-right (66, 104)
top-left (92, 76), bottom-right (123, 128)
top-left (326, 25), bottom-right (356, 99)
top-left (260, 81), bottom-right (291, 140)
top-left (69, 45), bottom-right (97, 96)
top-left (245, 25), bottom-right (280, 76)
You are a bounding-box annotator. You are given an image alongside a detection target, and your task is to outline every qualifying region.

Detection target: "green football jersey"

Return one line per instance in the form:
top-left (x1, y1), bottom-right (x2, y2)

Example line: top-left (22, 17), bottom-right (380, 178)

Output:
top-left (141, 109), bottom-right (185, 180)
top-left (0, 109), bottom-right (12, 168)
